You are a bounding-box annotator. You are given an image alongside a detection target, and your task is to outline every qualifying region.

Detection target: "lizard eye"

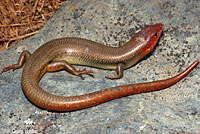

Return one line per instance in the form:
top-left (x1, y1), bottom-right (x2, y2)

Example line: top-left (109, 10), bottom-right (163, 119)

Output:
top-left (151, 32), bottom-right (158, 41)
top-left (154, 32), bottom-right (158, 37)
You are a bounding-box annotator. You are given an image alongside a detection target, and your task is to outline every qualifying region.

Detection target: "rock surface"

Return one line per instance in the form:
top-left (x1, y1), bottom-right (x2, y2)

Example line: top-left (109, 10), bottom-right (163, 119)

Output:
top-left (0, 0), bottom-right (199, 133)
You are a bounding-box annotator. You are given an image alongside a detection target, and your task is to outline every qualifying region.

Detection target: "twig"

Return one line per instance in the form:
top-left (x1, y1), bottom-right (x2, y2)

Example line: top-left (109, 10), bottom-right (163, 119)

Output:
top-left (0, 30), bottom-right (39, 48)
top-left (0, 21), bottom-right (45, 27)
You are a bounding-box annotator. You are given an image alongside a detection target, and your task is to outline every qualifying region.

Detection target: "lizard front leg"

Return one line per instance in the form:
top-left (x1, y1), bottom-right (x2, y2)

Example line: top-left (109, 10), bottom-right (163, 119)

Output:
top-left (105, 63), bottom-right (125, 79)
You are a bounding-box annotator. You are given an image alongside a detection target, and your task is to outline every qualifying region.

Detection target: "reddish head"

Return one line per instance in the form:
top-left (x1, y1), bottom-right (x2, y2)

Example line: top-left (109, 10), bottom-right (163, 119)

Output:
top-left (124, 23), bottom-right (164, 66)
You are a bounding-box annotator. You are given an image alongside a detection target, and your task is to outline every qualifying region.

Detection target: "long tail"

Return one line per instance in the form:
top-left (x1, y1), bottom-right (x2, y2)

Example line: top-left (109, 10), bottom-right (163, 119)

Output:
top-left (105, 60), bottom-right (199, 95)
top-left (81, 60), bottom-right (199, 111)
top-left (127, 60), bottom-right (199, 94)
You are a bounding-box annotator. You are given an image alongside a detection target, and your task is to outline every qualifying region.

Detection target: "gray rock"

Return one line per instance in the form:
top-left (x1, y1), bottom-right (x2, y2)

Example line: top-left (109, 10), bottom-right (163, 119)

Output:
top-left (0, 0), bottom-right (199, 133)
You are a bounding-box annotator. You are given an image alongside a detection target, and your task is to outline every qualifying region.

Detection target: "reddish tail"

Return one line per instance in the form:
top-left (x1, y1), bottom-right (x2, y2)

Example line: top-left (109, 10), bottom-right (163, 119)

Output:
top-left (127, 60), bottom-right (199, 94)
top-left (84, 60), bottom-right (199, 111)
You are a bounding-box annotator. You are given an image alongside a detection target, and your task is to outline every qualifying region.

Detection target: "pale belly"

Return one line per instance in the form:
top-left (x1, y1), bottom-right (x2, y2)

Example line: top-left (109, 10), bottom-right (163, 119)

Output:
top-left (53, 56), bottom-right (118, 70)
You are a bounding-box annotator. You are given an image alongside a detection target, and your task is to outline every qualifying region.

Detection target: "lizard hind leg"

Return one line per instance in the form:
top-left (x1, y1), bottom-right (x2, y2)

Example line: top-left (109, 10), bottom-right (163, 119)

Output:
top-left (46, 60), bottom-right (94, 79)
top-left (1, 50), bottom-right (31, 74)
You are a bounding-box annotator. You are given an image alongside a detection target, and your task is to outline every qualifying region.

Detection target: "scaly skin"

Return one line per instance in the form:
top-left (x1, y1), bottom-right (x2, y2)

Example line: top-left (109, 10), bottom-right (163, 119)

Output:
top-left (1, 23), bottom-right (199, 111)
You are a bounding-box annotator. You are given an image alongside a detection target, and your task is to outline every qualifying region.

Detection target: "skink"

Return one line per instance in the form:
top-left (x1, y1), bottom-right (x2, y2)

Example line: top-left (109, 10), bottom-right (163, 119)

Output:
top-left (1, 23), bottom-right (199, 111)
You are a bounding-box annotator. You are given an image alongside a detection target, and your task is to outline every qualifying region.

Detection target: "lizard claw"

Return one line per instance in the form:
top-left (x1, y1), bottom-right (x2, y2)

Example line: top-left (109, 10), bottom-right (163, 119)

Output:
top-left (1, 64), bottom-right (21, 74)
top-left (1, 65), bottom-right (14, 74)
top-left (76, 68), bottom-right (94, 79)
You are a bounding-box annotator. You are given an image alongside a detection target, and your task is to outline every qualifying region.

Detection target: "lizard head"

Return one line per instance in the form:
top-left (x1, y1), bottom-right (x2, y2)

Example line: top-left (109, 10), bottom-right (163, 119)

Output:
top-left (140, 23), bottom-right (164, 54)
top-left (126, 23), bottom-right (164, 64)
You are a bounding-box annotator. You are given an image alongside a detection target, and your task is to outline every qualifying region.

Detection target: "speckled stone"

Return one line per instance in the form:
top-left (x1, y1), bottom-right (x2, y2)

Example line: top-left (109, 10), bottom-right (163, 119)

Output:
top-left (0, 0), bottom-right (199, 133)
